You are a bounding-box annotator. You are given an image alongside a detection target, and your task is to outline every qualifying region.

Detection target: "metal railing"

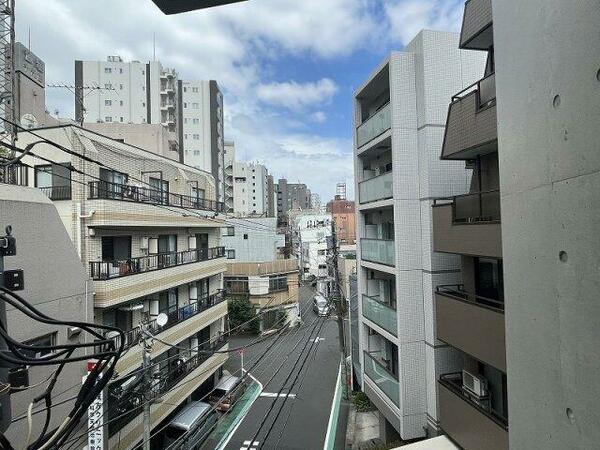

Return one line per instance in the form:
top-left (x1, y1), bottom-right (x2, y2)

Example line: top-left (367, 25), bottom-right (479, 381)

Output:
top-left (436, 284), bottom-right (504, 311)
top-left (358, 171), bottom-right (393, 204)
top-left (451, 72), bottom-right (496, 110)
top-left (0, 163), bottom-right (28, 186)
top-left (106, 291), bottom-right (226, 351)
top-left (356, 102), bottom-right (391, 148)
top-left (90, 246), bottom-right (225, 280)
top-left (108, 335), bottom-right (228, 435)
top-left (363, 351), bottom-right (399, 406)
top-left (439, 372), bottom-right (508, 429)
top-left (38, 185), bottom-right (72, 201)
top-left (360, 238), bottom-right (395, 267)
top-left (362, 294), bottom-right (397, 336)
top-left (433, 189), bottom-right (500, 224)
top-left (88, 180), bottom-right (225, 213)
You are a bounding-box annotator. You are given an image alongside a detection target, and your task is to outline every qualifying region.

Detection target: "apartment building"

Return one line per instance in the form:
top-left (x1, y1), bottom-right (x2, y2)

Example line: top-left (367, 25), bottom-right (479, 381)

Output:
top-left (326, 196), bottom-right (356, 244)
top-left (353, 30), bottom-right (485, 442)
top-left (75, 56), bottom-right (177, 132)
top-left (233, 161), bottom-right (269, 216)
top-left (430, 3), bottom-right (508, 449)
top-left (0, 186), bottom-right (90, 444)
top-left (222, 218), bottom-right (298, 330)
top-left (276, 178), bottom-right (312, 221)
top-left (266, 174), bottom-right (276, 218)
top-left (178, 80), bottom-right (225, 203)
top-left (15, 125), bottom-right (228, 449)
top-left (224, 140), bottom-right (235, 213)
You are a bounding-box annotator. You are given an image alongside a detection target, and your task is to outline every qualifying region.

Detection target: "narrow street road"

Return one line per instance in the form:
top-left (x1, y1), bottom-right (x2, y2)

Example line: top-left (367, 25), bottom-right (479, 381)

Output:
top-left (217, 284), bottom-right (341, 450)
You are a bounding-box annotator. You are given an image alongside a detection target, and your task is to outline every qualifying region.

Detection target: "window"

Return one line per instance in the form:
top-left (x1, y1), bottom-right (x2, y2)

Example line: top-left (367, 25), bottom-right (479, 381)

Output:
top-left (243, 234), bottom-right (248, 240)
top-left (193, 150), bottom-right (200, 155)
top-left (475, 258), bottom-right (504, 307)
top-left (223, 227), bottom-right (235, 237)
top-left (184, 134), bottom-right (188, 139)
top-left (269, 276), bottom-right (287, 292)
top-left (184, 118), bottom-right (188, 124)
top-left (193, 118), bottom-right (199, 124)
top-left (119, 68), bottom-right (123, 74)
top-left (104, 67), bottom-right (112, 74)
top-left (183, 102), bottom-right (187, 108)
top-left (318, 264), bottom-right (327, 269)
top-left (105, 100), bottom-right (112, 106)
top-left (149, 177), bottom-right (169, 204)
top-left (119, 100), bottom-right (123, 106)
top-left (101, 236), bottom-right (132, 261)
top-left (105, 116), bottom-right (112, 122)
top-left (192, 102), bottom-right (199, 109)
top-left (191, 186), bottom-right (205, 203)
top-left (22, 333), bottom-right (57, 358)
top-left (226, 249), bottom-right (235, 259)
top-left (119, 83), bottom-right (123, 90)
top-left (193, 134), bottom-right (199, 140)
top-left (120, 117), bottom-right (123, 122)
top-left (34, 163), bottom-right (71, 200)
top-left (183, 87), bottom-right (187, 92)
top-left (192, 87), bottom-right (199, 93)
top-left (142, 102), bottom-right (146, 107)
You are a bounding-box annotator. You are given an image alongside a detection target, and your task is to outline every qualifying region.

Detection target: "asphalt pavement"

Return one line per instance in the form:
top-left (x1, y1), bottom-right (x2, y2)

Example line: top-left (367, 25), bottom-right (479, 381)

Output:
top-left (219, 283), bottom-right (342, 450)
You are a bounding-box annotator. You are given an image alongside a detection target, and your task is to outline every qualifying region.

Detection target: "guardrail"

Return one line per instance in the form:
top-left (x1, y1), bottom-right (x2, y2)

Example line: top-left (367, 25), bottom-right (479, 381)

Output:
top-left (38, 185), bottom-right (72, 201)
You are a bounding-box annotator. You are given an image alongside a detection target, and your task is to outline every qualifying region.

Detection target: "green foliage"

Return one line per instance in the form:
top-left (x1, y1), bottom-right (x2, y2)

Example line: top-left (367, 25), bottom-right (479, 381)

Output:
top-left (352, 391), bottom-right (374, 412)
top-left (228, 297), bottom-right (260, 334)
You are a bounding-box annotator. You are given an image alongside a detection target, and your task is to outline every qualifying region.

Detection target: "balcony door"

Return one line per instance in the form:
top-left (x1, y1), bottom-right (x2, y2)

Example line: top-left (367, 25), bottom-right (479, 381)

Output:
top-left (195, 233), bottom-right (209, 259)
top-left (159, 288), bottom-right (178, 317)
top-left (35, 163), bottom-right (71, 200)
top-left (475, 257), bottom-right (504, 308)
top-left (149, 177), bottom-right (169, 205)
top-left (158, 234), bottom-right (177, 267)
top-left (99, 168), bottom-right (128, 198)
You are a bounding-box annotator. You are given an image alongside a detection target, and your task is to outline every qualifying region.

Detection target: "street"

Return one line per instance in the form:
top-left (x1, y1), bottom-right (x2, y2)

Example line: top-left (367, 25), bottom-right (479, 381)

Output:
top-left (219, 284), bottom-right (342, 450)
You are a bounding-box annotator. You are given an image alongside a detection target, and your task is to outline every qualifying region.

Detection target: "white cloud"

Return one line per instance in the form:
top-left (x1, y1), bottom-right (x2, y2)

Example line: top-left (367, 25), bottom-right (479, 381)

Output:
top-left (385, 0), bottom-right (464, 45)
top-left (256, 79), bottom-right (338, 111)
top-left (310, 111), bottom-right (327, 123)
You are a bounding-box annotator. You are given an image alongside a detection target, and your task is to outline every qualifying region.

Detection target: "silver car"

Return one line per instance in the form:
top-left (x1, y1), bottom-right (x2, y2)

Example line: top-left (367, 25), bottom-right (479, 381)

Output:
top-left (163, 401), bottom-right (218, 449)
top-left (312, 294), bottom-right (330, 316)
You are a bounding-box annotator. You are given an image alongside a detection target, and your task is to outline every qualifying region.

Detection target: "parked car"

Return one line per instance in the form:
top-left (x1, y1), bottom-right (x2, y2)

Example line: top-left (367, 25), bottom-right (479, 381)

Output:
top-left (163, 401), bottom-right (218, 449)
top-left (209, 374), bottom-right (245, 412)
top-left (312, 293), bottom-right (330, 316)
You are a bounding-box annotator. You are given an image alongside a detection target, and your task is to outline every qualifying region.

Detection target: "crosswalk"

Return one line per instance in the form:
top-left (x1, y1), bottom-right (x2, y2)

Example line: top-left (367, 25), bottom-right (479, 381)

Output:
top-left (241, 440), bottom-right (259, 450)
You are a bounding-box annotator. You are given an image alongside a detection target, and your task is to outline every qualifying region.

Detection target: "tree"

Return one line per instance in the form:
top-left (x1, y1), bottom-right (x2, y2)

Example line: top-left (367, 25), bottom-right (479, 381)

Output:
top-left (228, 296), bottom-right (260, 334)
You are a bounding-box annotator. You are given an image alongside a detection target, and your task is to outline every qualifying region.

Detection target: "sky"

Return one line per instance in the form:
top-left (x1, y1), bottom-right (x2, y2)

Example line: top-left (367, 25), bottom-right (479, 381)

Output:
top-left (17, 0), bottom-right (464, 201)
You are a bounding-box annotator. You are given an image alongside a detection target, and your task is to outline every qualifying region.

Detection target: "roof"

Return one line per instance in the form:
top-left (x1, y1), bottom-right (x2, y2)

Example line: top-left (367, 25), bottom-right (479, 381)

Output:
top-left (214, 374), bottom-right (241, 392)
top-left (169, 401), bottom-right (212, 430)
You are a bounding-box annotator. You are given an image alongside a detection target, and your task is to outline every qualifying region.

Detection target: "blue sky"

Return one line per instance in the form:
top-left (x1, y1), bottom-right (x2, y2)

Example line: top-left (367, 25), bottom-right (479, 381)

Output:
top-left (17, 0), bottom-right (463, 201)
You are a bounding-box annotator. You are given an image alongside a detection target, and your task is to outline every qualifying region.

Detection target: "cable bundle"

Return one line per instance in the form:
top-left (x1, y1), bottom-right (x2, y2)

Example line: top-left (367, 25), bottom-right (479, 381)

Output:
top-left (0, 286), bottom-right (124, 450)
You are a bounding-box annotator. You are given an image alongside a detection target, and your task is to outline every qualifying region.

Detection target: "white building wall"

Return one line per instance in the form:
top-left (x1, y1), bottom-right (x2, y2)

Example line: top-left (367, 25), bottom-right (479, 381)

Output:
top-left (233, 161), bottom-right (269, 216)
top-left (354, 30), bottom-right (486, 440)
top-left (181, 80), bottom-right (212, 171)
top-left (222, 218), bottom-right (278, 262)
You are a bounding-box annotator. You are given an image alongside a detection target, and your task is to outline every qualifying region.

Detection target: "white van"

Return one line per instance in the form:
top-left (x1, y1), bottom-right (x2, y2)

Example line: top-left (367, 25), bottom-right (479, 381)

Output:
top-left (163, 401), bottom-right (218, 449)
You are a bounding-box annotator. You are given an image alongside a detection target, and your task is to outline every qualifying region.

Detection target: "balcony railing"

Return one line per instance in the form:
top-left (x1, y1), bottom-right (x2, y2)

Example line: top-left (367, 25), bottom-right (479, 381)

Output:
top-left (38, 185), bottom-right (72, 201)
top-left (356, 102), bottom-right (391, 148)
top-left (451, 72), bottom-right (496, 110)
top-left (361, 238), bottom-right (395, 267)
top-left (362, 294), bottom-right (397, 336)
top-left (88, 180), bottom-right (224, 213)
top-left (106, 291), bottom-right (225, 350)
top-left (90, 246), bottom-right (226, 280)
top-left (436, 284), bottom-right (504, 311)
top-left (439, 372), bottom-right (508, 429)
top-left (358, 172), bottom-right (393, 204)
top-left (434, 190), bottom-right (500, 224)
top-left (0, 163), bottom-right (28, 186)
top-left (108, 336), bottom-right (228, 435)
top-left (363, 351), bottom-right (399, 406)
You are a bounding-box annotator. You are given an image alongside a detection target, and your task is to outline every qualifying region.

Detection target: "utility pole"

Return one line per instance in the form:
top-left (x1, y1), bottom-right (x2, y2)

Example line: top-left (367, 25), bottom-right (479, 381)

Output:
top-left (330, 219), bottom-right (347, 361)
top-left (140, 322), bottom-right (153, 450)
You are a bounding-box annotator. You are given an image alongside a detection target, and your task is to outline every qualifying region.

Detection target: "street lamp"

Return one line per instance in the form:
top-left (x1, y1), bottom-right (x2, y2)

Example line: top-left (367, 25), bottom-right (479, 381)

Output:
top-left (150, 0), bottom-right (248, 15)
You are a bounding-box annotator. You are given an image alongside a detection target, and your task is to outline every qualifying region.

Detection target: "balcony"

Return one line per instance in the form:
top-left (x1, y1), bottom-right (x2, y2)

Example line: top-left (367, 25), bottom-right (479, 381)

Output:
top-left (432, 191), bottom-right (501, 258)
top-left (106, 291), bottom-right (225, 350)
top-left (108, 336), bottom-right (228, 437)
top-left (363, 351), bottom-right (399, 407)
top-left (88, 180), bottom-right (224, 213)
top-left (356, 102), bottom-right (391, 149)
top-left (460, 0), bottom-right (493, 50)
top-left (90, 247), bottom-right (225, 280)
top-left (38, 185), bottom-right (72, 201)
top-left (0, 163), bottom-right (28, 186)
top-left (362, 294), bottom-right (397, 336)
top-left (361, 238), bottom-right (395, 267)
top-left (358, 172), bottom-right (393, 205)
top-left (441, 73), bottom-right (497, 160)
top-left (438, 373), bottom-right (508, 450)
top-left (436, 285), bottom-right (506, 371)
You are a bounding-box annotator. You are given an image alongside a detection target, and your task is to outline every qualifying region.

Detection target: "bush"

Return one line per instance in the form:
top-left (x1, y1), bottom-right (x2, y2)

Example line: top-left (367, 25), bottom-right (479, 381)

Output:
top-left (352, 391), bottom-right (374, 412)
top-left (228, 297), bottom-right (260, 334)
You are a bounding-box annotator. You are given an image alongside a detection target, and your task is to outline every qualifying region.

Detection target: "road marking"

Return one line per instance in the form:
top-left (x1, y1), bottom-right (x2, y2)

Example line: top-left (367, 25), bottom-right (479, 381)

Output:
top-left (243, 441), bottom-right (259, 445)
top-left (314, 337), bottom-right (324, 343)
top-left (259, 392), bottom-right (296, 398)
top-left (241, 440), bottom-right (259, 450)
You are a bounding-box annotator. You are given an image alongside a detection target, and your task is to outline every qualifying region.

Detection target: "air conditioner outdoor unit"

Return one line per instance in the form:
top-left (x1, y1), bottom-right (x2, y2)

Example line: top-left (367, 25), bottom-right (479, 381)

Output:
top-left (462, 370), bottom-right (488, 397)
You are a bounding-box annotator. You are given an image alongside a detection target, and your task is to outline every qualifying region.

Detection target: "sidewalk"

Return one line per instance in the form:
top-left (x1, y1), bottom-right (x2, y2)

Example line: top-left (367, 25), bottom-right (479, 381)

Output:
top-left (345, 404), bottom-right (380, 449)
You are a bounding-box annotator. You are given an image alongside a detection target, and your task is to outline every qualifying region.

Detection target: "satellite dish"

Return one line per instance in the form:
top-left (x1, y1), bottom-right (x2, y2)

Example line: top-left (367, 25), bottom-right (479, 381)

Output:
top-left (156, 313), bottom-right (169, 327)
top-left (21, 113), bottom-right (38, 129)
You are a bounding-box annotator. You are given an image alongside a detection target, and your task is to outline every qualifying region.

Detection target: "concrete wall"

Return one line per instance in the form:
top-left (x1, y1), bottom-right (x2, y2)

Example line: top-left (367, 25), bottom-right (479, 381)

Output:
top-left (493, 1), bottom-right (600, 448)
top-left (222, 218), bottom-right (279, 262)
top-left (0, 186), bottom-right (90, 443)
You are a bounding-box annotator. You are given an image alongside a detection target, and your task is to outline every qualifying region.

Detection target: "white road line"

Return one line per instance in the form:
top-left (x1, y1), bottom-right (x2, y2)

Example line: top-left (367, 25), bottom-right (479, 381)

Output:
top-left (259, 392), bottom-right (297, 398)
top-left (313, 337), bottom-right (324, 343)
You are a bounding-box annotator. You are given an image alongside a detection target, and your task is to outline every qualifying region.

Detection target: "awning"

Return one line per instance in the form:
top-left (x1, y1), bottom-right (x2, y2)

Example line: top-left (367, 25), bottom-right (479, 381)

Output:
top-left (392, 436), bottom-right (459, 450)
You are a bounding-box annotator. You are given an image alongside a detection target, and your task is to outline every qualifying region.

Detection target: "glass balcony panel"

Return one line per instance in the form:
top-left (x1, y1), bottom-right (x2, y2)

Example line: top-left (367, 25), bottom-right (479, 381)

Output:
top-left (478, 73), bottom-right (496, 108)
top-left (361, 238), bottom-right (395, 267)
top-left (358, 172), bottom-right (393, 204)
top-left (362, 294), bottom-right (397, 336)
top-left (364, 351), bottom-right (399, 406)
top-left (356, 103), bottom-right (391, 148)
